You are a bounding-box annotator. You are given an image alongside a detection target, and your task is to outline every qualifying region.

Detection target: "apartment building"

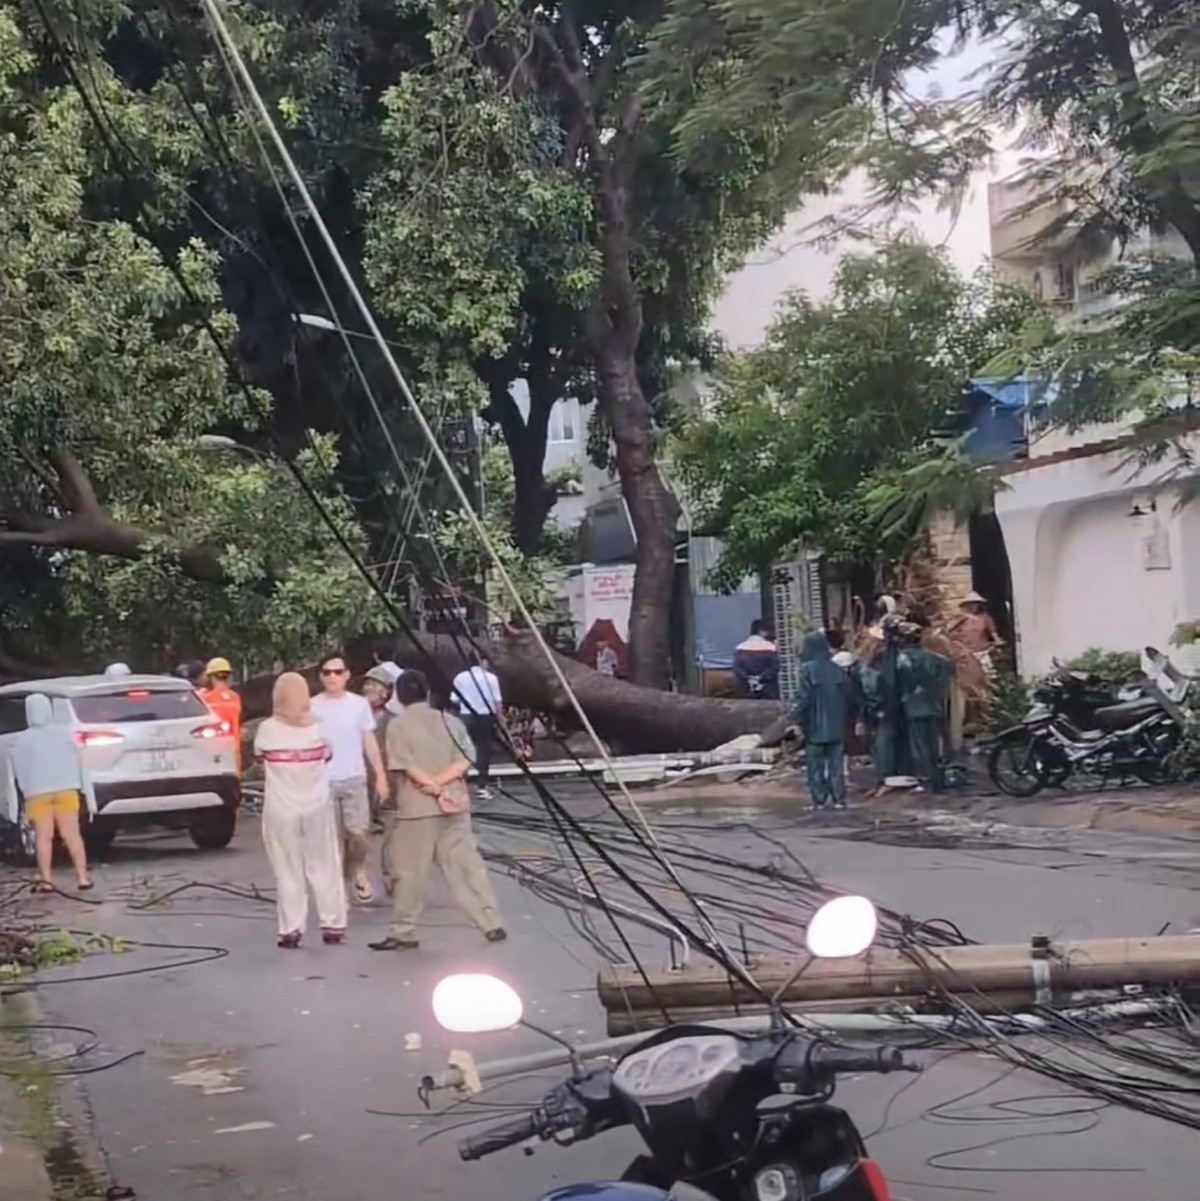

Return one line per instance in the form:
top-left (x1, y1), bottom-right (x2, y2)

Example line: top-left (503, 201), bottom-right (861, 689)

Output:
top-left (986, 173), bottom-right (1200, 674)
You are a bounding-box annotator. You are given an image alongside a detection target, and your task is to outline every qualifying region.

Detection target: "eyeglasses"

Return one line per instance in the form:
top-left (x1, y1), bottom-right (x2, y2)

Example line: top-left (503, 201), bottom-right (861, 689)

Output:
top-left (321, 667), bottom-right (348, 677)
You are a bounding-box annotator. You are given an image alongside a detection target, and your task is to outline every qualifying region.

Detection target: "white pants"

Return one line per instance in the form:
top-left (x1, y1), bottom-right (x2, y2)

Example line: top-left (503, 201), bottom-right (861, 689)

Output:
top-left (262, 801), bottom-right (348, 935)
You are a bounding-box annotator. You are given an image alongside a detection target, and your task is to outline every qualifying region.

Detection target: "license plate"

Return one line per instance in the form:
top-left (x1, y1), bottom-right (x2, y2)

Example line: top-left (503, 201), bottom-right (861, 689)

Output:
top-left (146, 750), bottom-right (179, 774)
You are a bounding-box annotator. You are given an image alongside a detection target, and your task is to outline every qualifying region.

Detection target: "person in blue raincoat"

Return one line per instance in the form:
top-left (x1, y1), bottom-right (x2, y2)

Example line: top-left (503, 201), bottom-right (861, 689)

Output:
top-left (789, 631), bottom-right (851, 810)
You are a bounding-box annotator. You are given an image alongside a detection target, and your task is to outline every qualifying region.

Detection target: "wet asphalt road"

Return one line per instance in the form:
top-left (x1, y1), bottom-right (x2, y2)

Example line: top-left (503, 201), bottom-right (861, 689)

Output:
top-left (12, 782), bottom-right (1200, 1201)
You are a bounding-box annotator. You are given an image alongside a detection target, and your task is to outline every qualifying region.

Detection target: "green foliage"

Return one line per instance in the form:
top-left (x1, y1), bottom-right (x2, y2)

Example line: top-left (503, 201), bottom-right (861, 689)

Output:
top-left (32, 931), bottom-right (85, 969)
top-left (1061, 648), bottom-right (1143, 692)
top-left (0, 6), bottom-right (376, 671)
top-left (980, 671), bottom-right (1031, 737)
top-left (673, 241), bottom-right (1040, 588)
top-left (1172, 621), bottom-right (1200, 648)
top-left (673, 0), bottom-right (1200, 463)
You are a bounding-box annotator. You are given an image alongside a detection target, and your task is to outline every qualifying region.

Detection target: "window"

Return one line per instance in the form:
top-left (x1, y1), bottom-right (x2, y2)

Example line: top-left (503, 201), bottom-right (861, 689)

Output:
top-left (72, 689), bottom-right (210, 724)
top-left (549, 400), bottom-right (577, 443)
top-left (0, 696), bottom-right (29, 735)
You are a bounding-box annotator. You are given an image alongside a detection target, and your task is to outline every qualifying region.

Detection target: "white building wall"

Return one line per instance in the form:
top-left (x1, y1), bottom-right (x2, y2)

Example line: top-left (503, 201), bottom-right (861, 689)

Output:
top-left (996, 439), bottom-right (1200, 677)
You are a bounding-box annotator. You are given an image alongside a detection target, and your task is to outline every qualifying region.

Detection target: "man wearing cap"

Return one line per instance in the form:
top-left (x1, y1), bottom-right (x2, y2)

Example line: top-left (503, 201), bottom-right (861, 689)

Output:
top-left (951, 592), bottom-right (1002, 675)
top-left (200, 657), bottom-right (243, 774)
top-left (362, 664), bottom-right (399, 891)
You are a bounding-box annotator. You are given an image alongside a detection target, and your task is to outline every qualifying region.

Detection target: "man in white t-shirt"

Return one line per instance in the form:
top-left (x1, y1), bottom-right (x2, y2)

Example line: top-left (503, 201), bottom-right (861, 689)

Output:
top-left (451, 653), bottom-right (502, 799)
top-left (311, 652), bottom-right (387, 904)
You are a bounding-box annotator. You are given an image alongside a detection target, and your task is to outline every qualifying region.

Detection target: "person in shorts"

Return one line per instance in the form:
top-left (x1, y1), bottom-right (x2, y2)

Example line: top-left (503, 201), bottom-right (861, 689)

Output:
top-left (12, 694), bottom-right (92, 893)
top-left (310, 652), bottom-right (386, 904)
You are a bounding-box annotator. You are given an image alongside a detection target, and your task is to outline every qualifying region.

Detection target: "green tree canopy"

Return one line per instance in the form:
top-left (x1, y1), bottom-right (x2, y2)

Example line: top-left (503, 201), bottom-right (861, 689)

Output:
top-left (0, 5), bottom-right (373, 673)
top-left (673, 242), bottom-right (1039, 590)
top-left (362, 0), bottom-right (977, 685)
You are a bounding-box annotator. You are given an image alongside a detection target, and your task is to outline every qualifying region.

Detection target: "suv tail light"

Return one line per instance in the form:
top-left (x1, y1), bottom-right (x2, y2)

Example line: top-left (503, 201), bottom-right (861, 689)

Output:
top-left (192, 720), bottom-right (232, 740)
top-left (75, 729), bottom-right (124, 747)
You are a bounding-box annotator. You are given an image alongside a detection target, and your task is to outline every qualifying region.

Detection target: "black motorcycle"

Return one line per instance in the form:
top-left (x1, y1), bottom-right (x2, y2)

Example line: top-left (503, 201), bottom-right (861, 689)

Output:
top-left (987, 658), bottom-right (1183, 797)
top-left (454, 1029), bottom-right (910, 1201)
top-left (425, 896), bottom-right (918, 1201)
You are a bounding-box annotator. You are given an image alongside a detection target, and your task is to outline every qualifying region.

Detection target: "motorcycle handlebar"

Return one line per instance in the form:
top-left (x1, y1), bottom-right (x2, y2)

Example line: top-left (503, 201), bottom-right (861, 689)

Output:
top-left (806, 1043), bottom-right (913, 1077)
top-left (459, 1112), bottom-right (541, 1161)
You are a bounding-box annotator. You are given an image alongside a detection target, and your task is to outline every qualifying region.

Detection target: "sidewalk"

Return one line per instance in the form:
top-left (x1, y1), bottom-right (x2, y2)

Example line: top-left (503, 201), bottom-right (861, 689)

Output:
top-left (0, 996), bottom-right (54, 1201)
top-left (637, 770), bottom-right (1200, 841)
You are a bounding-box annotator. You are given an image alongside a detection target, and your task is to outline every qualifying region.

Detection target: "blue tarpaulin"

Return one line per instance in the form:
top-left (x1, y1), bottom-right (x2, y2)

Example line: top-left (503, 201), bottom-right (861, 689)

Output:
top-left (970, 376), bottom-right (1032, 410)
top-left (692, 592), bottom-right (762, 670)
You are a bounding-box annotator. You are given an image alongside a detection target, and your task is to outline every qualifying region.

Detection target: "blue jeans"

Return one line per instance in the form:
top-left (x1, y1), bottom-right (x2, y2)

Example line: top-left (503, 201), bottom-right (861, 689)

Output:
top-left (806, 741), bottom-right (846, 808)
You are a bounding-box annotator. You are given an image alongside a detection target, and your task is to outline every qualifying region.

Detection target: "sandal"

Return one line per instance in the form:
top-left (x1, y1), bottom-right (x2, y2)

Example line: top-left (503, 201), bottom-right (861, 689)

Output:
top-left (31, 879), bottom-right (55, 895)
top-left (321, 928), bottom-right (346, 945)
top-left (277, 932), bottom-right (302, 949)
top-left (76, 880), bottom-right (95, 892)
top-left (352, 877), bottom-right (374, 904)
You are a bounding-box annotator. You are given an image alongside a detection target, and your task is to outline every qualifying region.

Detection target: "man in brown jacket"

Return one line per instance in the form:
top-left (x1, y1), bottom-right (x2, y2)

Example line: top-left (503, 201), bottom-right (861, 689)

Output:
top-left (368, 670), bottom-right (506, 952)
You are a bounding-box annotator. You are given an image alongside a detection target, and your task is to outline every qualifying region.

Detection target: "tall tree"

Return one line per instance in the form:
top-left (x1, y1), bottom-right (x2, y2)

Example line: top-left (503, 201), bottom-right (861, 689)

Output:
top-left (673, 243), bottom-right (1039, 588)
top-left (667, 0), bottom-right (1200, 446)
top-left (364, 0), bottom-right (959, 686)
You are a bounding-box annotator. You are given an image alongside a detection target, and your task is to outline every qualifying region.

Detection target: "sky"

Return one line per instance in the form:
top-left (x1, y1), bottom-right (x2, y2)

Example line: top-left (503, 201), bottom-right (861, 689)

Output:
top-left (711, 37), bottom-right (1023, 349)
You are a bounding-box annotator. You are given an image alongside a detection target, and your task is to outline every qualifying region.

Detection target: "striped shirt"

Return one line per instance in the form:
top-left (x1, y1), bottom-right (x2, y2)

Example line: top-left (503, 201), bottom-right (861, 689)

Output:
top-left (253, 718), bottom-right (332, 816)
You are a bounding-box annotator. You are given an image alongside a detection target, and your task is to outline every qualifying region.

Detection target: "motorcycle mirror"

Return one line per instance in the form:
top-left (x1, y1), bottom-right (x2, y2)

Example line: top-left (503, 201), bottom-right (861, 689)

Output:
top-left (805, 896), bottom-right (878, 959)
top-left (432, 974), bottom-right (524, 1034)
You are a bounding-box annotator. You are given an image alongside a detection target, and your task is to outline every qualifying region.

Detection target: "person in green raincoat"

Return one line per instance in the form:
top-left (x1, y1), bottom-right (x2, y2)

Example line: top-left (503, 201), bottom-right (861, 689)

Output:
top-left (859, 612), bottom-right (908, 788)
top-left (790, 631), bottom-right (851, 810)
top-left (896, 623), bottom-right (955, 791)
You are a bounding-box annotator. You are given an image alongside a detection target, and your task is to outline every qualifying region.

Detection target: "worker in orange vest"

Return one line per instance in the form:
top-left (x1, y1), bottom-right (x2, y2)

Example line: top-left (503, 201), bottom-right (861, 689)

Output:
top-left (200, 657), bottom-right (244, 775)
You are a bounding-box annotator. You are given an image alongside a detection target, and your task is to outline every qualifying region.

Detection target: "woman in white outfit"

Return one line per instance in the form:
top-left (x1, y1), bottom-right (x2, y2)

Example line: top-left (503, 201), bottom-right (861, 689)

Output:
top-left (253, 673), bottom-right (348, 948)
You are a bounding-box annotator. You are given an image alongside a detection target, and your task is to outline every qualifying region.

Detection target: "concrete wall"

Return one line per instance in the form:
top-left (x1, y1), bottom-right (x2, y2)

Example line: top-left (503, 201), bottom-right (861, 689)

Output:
top-left (995, 441), bottom-right (1200, 676)
top-left (926, 511), bottom-right (974, 607)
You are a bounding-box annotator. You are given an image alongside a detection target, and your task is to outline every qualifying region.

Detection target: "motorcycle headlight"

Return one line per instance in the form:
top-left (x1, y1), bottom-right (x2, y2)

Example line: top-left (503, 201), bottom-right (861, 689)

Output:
top-left (754, 1164), bottom-right (800, 1201)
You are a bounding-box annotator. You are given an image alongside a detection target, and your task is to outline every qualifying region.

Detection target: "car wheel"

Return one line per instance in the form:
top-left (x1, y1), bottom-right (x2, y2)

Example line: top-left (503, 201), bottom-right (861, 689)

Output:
top-left (14, 814), bottom-right (37, 865)
top-left (189, 809), bottom-right (237, 851)
top-left (82, 820), bottom-right (117, 857)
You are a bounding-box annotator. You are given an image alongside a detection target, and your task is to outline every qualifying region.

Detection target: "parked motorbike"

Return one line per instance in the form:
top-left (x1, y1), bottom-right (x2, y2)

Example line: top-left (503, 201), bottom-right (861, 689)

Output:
top-left (986, 647), bottom-right (1190, 797)
top-left (427, 896), bottom-right (918, 1201)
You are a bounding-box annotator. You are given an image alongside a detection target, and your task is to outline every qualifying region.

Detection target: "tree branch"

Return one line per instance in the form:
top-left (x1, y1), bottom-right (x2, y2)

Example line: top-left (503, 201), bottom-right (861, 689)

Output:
top-left (1, 452), bottom-right (229, 583)
top-left (1082, 0), bottom-right (1200, 260)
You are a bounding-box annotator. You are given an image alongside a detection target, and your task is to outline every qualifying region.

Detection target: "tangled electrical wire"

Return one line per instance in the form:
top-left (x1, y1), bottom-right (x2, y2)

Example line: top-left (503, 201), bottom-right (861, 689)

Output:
top-left (10, 5), bottom-right (1200, 1169)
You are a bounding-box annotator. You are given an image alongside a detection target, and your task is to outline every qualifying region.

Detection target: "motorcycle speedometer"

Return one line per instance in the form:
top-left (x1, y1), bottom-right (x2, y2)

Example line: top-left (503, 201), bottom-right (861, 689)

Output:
top-left (754, 1164), bottom-right (800, 1201)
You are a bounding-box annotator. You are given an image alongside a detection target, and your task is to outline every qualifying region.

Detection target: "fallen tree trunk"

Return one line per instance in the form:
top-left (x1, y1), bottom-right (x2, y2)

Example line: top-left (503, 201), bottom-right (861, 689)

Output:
top-left (240, 629), bottom-right (783, 754)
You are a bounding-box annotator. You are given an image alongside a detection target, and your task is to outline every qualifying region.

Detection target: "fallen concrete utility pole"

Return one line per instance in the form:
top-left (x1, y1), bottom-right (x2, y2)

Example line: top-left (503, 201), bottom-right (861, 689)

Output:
top-left (596, 935), bottom-right (1200, 1033)
top-left (423, 998), bottom-right (1170, 1096)
top-left (605, 990), bottom-right (1036, 1035)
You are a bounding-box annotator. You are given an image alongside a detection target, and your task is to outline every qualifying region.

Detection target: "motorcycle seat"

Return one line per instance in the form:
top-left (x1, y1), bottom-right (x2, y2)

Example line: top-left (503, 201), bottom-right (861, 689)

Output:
top-left (1092, 697), bottom-right (1161, 731)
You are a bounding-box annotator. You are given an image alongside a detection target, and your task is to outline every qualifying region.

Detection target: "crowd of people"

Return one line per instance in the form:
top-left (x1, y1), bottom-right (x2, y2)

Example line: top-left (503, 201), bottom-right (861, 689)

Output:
top-left (734, 592), bottom-right (1004, 812)
top-left (253, 647), bottom-right (508, 951)
top-left (13, 645), bottom-right (508, 952)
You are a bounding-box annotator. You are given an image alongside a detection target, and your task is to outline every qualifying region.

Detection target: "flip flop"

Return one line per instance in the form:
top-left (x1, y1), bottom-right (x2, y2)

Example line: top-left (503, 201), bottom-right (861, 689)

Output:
top-left (31, 880), bottom-right (55, 895)
top-left (353, 878), bottom-right (375, 904)
top-left (76, 881), bottom-right (95, 892)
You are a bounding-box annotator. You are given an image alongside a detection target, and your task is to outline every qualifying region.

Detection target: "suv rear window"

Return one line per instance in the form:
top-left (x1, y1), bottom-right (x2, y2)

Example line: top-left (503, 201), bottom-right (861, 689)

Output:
top-left (72, 689), bottom-right (210, 724)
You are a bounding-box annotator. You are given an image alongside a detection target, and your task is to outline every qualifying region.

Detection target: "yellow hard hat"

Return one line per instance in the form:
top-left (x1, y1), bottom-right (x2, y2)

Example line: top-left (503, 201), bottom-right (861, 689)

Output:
top-left (205, 656), bottom-right (233, 676)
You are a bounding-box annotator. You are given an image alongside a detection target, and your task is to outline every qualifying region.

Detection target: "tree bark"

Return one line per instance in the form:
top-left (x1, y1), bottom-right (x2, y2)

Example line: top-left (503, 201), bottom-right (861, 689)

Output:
top-left (240, 629), bottom-right (779, 753)
top-left (596, 355), bottom-right (680, 690)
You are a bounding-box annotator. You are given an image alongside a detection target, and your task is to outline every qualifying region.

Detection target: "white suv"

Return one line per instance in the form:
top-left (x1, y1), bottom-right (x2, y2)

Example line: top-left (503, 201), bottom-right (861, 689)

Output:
top-left (0, 674), bottom-right (240, 855)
